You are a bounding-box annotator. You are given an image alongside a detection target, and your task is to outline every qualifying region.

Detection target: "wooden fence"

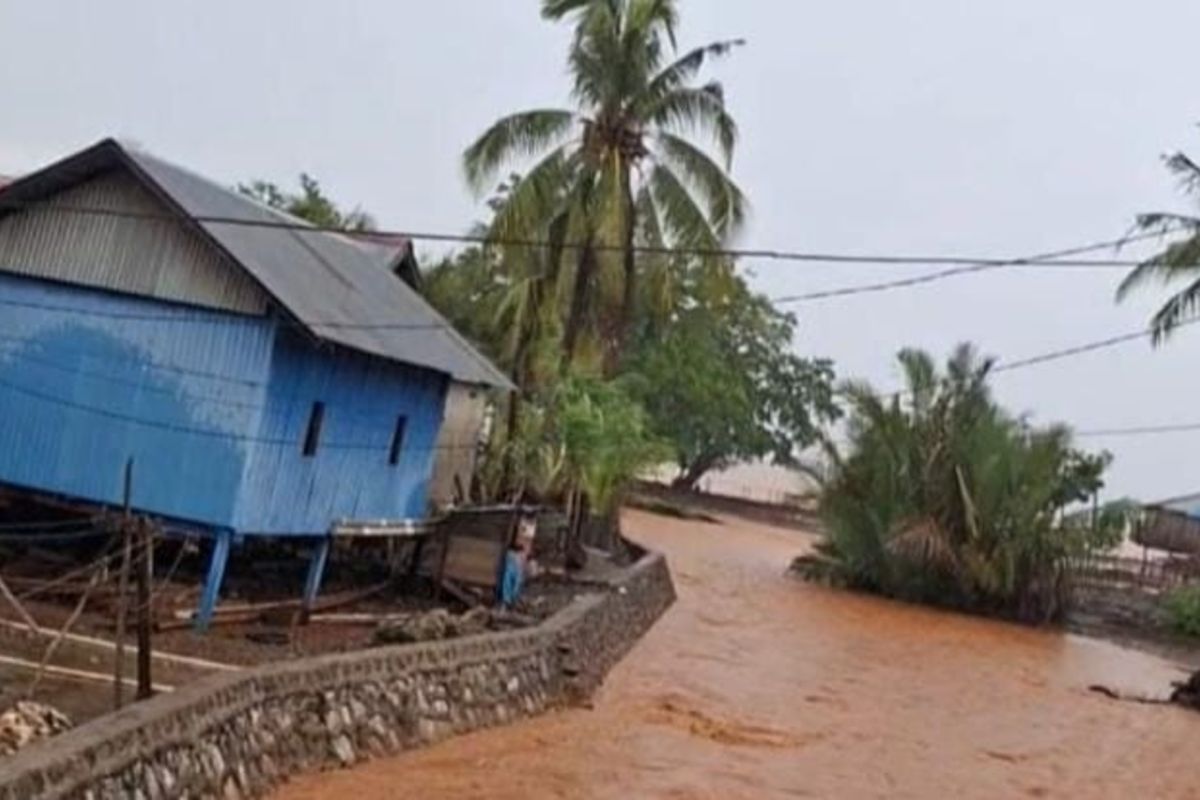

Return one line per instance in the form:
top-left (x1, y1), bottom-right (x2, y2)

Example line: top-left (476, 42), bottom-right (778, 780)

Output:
top-left (1069, 552), bottom-right (1200, 594)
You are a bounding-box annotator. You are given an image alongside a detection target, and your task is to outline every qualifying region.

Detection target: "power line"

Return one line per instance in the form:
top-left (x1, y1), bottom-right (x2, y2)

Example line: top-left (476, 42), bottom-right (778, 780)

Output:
top-left (770, 229), bottom-right (1176, 304)
top-left (7, 200), bottom-right (1184, 270)
top-left (5, 199), bottom-right (1199, 417)
top-left (1076, 422), bottom-right (1200, 438)
top-left (868, 317), bottom-right (1199, 403)
top-left (992, 317), bottom-right (1200, 374)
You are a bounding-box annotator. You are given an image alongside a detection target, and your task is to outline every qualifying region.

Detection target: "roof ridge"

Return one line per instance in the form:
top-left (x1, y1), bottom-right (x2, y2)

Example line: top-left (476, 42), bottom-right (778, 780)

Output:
top-left (114, 141), bottom-right (510, 389)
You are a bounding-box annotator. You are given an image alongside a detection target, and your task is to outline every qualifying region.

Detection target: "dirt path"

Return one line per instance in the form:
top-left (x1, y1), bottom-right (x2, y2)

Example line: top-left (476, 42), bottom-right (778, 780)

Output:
top-left (276, 511), bottom-right (1200, 800)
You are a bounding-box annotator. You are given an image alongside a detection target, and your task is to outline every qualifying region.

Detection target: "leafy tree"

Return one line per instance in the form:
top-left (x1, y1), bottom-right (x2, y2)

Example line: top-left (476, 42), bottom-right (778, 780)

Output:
top-left (557, 374), bottom-right (670, 518)
top-left (1118, 143), bottom-right (1200, 340)
top-left (422, 247), bottom-right (508, 364)
top-left (463, 0), bottom-right (746, 374)
top-left (476, 371), bottom-right (667, 518)
top-left (797, 345), bottom-right (1118, 623)
top-left (238, 174), bottom-right (376, 231)
top-left (625, 266), bottom-right (840, 489)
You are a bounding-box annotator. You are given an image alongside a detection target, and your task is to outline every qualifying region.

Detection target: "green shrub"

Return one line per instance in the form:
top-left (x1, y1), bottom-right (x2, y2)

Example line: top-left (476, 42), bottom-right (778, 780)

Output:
top-left (1164, 586), bottom-right (1200, 638)
top-left (806, 344), bottom-right (1116, 624)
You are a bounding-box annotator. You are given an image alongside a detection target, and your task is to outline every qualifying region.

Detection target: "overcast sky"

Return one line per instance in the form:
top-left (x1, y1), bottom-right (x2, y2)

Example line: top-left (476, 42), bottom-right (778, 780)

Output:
top-left (1, 1), bottom-right (1198, 501)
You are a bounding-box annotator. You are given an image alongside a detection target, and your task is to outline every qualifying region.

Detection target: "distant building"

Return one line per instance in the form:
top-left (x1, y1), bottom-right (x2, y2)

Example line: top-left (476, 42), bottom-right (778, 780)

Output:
top-left (1133, 492), bottom-right (1200, 557)
top-left (0, 138), bottom-right (509, 625)
top-left (1157, 492), bottom-right (1200, 519)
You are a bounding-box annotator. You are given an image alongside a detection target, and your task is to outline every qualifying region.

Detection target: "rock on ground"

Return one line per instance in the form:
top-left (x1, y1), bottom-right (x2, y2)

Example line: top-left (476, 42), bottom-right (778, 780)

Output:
top-left (373, 608), bottom-right (492, 645)
top-left (1171, 670), bottom-right (1200, 711)
top-left (0, 701), bottom-right (73, 757)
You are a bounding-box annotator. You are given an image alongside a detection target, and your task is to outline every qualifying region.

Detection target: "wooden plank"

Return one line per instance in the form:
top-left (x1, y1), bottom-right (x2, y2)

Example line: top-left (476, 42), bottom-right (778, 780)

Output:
top-left (0, 619), bottom-right (241, 672)
top-left (0, 653), bottom-right (175, 693)
top-left (441, 536), bottom-right (505, 590)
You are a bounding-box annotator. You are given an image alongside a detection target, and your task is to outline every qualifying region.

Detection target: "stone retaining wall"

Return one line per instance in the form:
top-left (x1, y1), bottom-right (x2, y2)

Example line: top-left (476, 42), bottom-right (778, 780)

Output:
top-left (0, 551), bottom-right (675, 800)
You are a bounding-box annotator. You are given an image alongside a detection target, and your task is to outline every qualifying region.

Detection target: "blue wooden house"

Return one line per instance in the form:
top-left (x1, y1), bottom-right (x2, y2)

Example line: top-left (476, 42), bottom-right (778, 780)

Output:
top-left (0, 139), bottom-right (510, 626)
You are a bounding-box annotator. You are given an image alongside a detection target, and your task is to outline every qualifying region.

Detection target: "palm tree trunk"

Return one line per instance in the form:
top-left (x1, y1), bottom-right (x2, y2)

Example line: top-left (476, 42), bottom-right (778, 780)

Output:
top-left (608, 170), bottom-right (638, 378)
top-left (499, 380), bottom-right (523, 495)
top-left (562, 237), bottom-right (596, 371)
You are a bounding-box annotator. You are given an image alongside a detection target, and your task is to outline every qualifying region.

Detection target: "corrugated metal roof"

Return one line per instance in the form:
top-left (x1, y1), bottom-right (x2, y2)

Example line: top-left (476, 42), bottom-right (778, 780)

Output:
top-left (1156, 491), bottom-right (1200, 518)
top-left (0, 140), bottom-right (512, 389)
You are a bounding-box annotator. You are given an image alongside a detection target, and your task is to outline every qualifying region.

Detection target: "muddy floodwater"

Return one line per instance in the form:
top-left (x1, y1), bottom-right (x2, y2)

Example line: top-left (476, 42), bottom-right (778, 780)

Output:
top-left (276, 511), bottom-right (1200, 799)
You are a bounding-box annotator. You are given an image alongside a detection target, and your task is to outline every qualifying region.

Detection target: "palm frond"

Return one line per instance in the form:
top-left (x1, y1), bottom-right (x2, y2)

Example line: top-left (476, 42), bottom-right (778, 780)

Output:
top-left (1116, 229), bottom-right (1200, 299)
top-left (1147, 281), bottom-right (1200, 343)
top-left (653, 133), bottom-right (746, 238)
top-left (896, 348), bottom-right (936, 415)
top-left (1116, 221), bottom-right (1200, 342)
top-left (647, 163), bottom-right (721, 252)
top-left (646, 83), bottom-right (738, 165)
top-left (888, 518), bottom-right (957, 571)
top-left (486, 146), bottom-right (579, 244)
top-left (633, 39), bottom-right (744, 118)
top-left (463, 109), bottom-right (577, 194)
top-left (541, 0), bottom-right (605, 20)
top-left (1165, 151), bottom-right (1200, 195)
top-left (625, 0), bottom-right (679, 49)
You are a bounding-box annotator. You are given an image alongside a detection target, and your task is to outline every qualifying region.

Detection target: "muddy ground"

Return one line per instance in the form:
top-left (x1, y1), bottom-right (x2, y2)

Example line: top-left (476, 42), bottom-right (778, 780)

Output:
top-left (0, 550), bottom-right (586, 726)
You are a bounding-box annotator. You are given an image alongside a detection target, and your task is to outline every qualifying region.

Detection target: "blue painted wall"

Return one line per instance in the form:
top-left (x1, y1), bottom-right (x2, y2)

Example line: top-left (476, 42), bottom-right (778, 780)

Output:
top-left (235, 328), bottom-right (448, 534)
top-left (0, 272), bottom-right (450, 534)
top-left (0, 272), bottom-right (273, 527)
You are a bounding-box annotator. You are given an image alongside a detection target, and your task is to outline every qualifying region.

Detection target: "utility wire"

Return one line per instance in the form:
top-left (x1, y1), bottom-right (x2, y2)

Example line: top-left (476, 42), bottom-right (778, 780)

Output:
top-left (992, 317), bottom-right (1200, 374)
top-left (6, 201), bottom-right (1200, 441)
top-left (770, 229), bottom-right (1177, 304)
top-left (4, 201), bottom-right (1182, 270)
top-left (1076, 422), bottom-right (1200, 438)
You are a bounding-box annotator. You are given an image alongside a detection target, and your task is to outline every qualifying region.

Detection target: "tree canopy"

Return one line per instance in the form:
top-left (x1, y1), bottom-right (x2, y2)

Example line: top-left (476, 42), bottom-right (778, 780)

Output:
top-left (238, 174), bottom-right (376, 231)
top-left (796, 345), bottom-right (1116, 623)
top-left (624, 264), bottom-right (840, 489)
top-left (463, 0), bottom-right (746, 373)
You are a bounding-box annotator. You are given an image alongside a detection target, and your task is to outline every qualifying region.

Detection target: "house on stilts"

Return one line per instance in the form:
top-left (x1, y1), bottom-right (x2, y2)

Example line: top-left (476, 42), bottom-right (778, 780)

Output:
top-left (0, 138), bottom-right (511, 628)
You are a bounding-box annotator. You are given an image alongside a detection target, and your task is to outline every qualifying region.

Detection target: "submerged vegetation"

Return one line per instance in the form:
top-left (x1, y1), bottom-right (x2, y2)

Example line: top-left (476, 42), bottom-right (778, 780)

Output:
top-left (796, 345), bottom-right (1118, 623)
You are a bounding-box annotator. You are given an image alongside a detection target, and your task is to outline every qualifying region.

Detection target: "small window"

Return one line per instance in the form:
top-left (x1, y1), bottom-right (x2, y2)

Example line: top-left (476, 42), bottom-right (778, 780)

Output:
top-left (388, 415), bottom-right (408, 466)
top-left (302, 402), bottom-right (325, 457)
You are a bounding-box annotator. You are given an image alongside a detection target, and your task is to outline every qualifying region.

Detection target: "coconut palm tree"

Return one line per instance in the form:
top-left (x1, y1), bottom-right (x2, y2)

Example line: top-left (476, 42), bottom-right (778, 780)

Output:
top-left (1118, 149), bottom-right (1200, 341)
top-left (463, 0), bottom-right (747, 374)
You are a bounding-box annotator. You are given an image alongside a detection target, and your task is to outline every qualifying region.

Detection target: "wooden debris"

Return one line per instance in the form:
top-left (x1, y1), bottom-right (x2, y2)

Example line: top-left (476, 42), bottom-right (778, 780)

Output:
top-left (438, 578), bottom-right (482, 608)
top-left (162, 582), bottom-right (389, 631)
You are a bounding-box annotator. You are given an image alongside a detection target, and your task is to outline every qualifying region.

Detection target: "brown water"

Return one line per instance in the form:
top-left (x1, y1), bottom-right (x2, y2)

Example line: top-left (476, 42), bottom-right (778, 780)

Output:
top-left (277, 511), bottom-right (1200, 800)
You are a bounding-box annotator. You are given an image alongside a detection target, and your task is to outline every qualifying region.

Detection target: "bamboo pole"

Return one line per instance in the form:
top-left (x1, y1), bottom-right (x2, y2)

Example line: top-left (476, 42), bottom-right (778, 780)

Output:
top-left (112, 458), bottom-right (133, 710)
top-left (27, 562), bottom-right (104, 697)
top-left (0, 574), bottom-right (40, 635)
top-left (135, 517), bottom-right (154, 700)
